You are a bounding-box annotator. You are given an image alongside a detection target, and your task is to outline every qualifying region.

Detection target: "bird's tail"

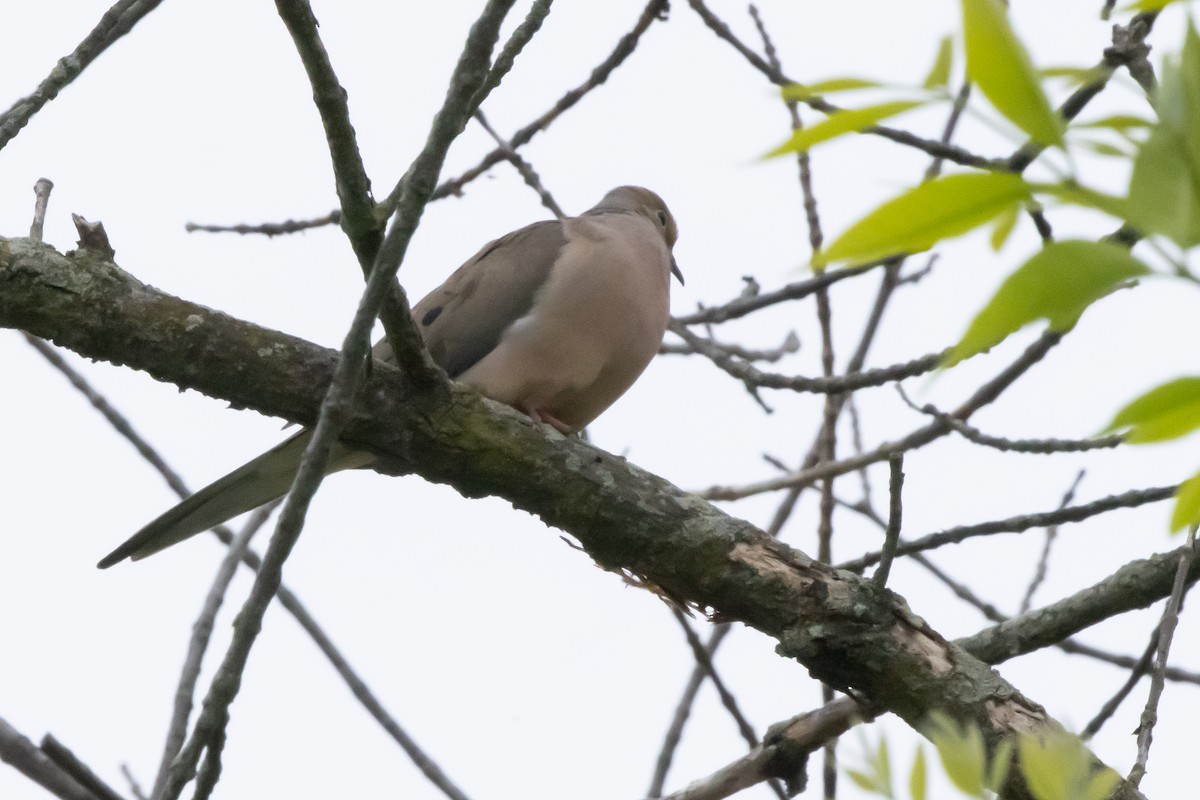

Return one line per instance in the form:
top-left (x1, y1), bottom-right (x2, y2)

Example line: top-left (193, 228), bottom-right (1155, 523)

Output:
top-left (97, 431), bottom-right (373, 568)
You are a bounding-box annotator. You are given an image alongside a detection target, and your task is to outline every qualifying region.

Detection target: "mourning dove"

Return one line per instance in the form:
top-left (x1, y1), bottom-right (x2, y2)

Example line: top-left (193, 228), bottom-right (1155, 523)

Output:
top-left (97, 186), bottom-right (682, 568)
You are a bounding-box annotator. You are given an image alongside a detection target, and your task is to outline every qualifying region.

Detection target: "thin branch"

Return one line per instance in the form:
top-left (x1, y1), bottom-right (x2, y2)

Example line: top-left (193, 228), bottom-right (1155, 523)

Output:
top-left (1128, 525), bottom-right (1197, 788)
top-left (664, 539), bottom-right (1200, 800)
top-left (899, 387), bottom-right (1124, 454)
top-left (1059, 638), bottom-right (1200, 685)
top-left (158, 4), bottom-right (517, 797)
top-left (672, 611), bottom-right (788, 800)
top-left (6, 232), bottom-right (1152, 800)
top-left (185, 212), bottom-right (341, 237)
top-left (839, 493), bottom-right (1200, 685)
top-left (1082, 631), bottom-right (1159, 740)
top-left (699, 331), bottom-right (1064, 501)
top-left (647, 625), bottom-right (735, 797)
top-left (150, 503), bottom-right (277, 800)
top-left (0, 0), bottom-right (165, 152)
top-left (839, 484), bottom-right (1176, 574)
top-left (872, 457), bottom-right (904, 588)
top-left (190, 0), bottom-right (662, 239)
top-left (0, 719), bottom-right (97, 800)
top-left (121, 764), bottom-right (148, 800)
top-left (672, 261), bottom-right (880, 326)
top-left (273, 0), bottom-right (378, 258)
top-left (661, 330), bottom-right (799, 363)
top-left (684, 0), bottom-right (1002, 171)
top-left (419, 0), bottom-right (670, 206)
top-left (30, 178), bottom-right (53, 241)
top-left (1020, 471), bottom-right (1085, 614)
top-left (652, 44), bottom-right (977, 788)
top-left (474, 110), bottom-right (564, 218)
top-left (40, 735), bottom-right (125, 800)
top-left (670, 321), bottom-right (944, 395)
top-left (473, 0), bottom-right (555, 104)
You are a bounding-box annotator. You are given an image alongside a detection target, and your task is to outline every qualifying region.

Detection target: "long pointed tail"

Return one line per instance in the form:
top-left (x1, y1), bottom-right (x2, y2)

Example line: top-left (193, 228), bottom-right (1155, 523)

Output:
top-left (97, 431), bottom-right (373, 568)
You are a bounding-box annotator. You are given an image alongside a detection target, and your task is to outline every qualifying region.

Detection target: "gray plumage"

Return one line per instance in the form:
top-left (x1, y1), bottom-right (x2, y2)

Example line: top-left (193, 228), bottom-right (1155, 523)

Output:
top-left (98, 186), bottom-right (681, 568)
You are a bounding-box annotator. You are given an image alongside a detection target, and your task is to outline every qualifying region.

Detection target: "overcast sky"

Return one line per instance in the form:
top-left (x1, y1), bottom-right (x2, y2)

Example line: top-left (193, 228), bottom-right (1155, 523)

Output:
top-left (2, 2), bottom-right (1197, 799)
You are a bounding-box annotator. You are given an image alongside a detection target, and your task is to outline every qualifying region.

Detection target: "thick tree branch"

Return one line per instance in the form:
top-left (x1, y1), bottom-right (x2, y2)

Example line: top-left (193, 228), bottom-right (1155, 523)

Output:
top-left (0, 236), bottom-right (1143, 800)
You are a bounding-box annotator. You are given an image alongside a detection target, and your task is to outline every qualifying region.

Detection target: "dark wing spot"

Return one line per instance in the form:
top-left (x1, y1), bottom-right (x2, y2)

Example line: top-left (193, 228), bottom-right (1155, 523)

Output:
top-left (421, 306), bottom-right (443, 327)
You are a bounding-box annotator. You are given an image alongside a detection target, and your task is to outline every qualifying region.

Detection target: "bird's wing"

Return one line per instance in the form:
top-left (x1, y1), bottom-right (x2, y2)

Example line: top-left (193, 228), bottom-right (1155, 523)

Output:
top-left (408, 220), bottom-right (567, 378)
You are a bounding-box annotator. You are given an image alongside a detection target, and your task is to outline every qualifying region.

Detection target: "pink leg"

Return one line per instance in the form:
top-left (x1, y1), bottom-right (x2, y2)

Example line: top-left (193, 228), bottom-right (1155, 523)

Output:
top-left (524, 406), bottom-right (574, 434)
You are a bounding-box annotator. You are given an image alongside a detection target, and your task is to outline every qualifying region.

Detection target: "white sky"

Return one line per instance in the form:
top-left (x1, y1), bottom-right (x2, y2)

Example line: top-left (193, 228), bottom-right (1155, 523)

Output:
top-left (1, 2), bottom-right (1197, 799)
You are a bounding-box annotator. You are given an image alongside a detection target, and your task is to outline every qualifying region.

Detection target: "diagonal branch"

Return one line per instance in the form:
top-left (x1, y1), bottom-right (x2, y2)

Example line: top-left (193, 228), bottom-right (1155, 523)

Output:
top-left (0, 235), bottom-right (1142, 800)
top-left (0, 0), bottom-right (166, 152)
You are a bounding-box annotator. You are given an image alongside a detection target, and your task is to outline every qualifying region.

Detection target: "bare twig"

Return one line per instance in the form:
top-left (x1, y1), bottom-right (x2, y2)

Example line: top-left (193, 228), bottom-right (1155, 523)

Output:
top-left (121, 764), bottom-right (148, 800)
top-left (40, 735), bottom-right (125, 800)
top-left (1082, 630), bottom-right (1159, 740)
top-left (872, 456), bottom-right (904, 588)
top-left (0, 0), bottom-right (165, 151)
top-left (898, 387), bottom-right (1124, 454)
top-left (1128, 525), bottom-right (1197, 788)
top-left (839, 494), bottom-right (1200, 684)
top-left (685, 0), bottom-right (1003, 171)
top-left (671, 611), bottom-right (788, 800)
top-left (661, 329), bottom-right (799, 363)
top-left (647, 625), bottom-right (735, 797)
top-left (420, 0), bottom-right (670, 206)
top-left (672, 261), bottom-right (880, 326)
top-left (273, 0), bottom-right (378, 259)
top-left (159, 5), bottom-right (517, 797)
top-left (30, 178), bottom-right (53, 241)
top-left (839, 484), bottom-right (1176, 573)
top-left (670, 321), bottom-right (943, 395)
top-left (664, 540), bottom-right (1200, 800)
top-left (699, 331), bottom-right (1064, 501)
top-left (473, 0), bottom-right (556, 104)
top-left (0, 719), bottom-right (96, 800)
top-left (185, 212), bottom-right (341, 237)
top-left (150, 504), bottom-right (278, 800)
top-left (474, 110), bottom-right (564, 218)
top-left (1020, 471), bottom-right (1085, 614)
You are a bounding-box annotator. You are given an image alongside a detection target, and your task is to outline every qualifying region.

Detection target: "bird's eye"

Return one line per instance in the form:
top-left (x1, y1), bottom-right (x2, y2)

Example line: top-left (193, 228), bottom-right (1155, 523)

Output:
top-left (657, 210), bottom-right (668, 227)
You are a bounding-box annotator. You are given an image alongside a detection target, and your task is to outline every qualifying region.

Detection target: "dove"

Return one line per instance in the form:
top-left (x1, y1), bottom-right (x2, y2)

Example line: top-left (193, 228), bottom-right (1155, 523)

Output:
top-left (98, 186), bottom-right (682, 567)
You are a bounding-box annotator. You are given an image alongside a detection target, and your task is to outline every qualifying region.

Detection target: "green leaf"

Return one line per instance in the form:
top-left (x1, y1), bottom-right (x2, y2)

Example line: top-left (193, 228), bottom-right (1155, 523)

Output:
top-left (781, 78), bottom-right (882, 100)
top-left (962, 0), bottom-right (1064, 147)
top-left (1105, 377), bottom-right (1200, 443)
top-left (1018, 734), bottom-right (1068, 800)
top-left (764, 100), bottom-right (924, 157)
top-left (945, 240), bottom-right (1151, 367)
top-left (909, 747), bottom-right (927, 800)
top-left (817, 172), bottom-right (1030, 267)
top-left (989, 205), bottom-right (1020, 251)
top-left (986, 737), bottom-right (1014, 793)
top-left (927, 714), bottom-right (986, 797)
top-left (1170, 469), bottom-right (1200, 532)
top-left (1077, 140), bottom-right (1135, 158)
top-left (1033, 181), bottom-right (1131, 221)
top-left (1074, 114), bottom-right (1154, 132)
top-left (875, 736), bottom-right (893, 794)
top-left (1085, 768), bottom-right (1122, 800)
top-left (1125, 0), bottom-right (1185, 11)
top-left (848, 769), bottom-right (885, 794)
top-left (1017, 730), bottom-right (1097, 800)
top-left (1127, 121), bottom-right (1200, 247)
top-left (1040, 65), bottom-right (1100, 84)
top-left (1126, 22), bottom-right (1200, 248)
top-left (923, 36), bottom-right (954, 90)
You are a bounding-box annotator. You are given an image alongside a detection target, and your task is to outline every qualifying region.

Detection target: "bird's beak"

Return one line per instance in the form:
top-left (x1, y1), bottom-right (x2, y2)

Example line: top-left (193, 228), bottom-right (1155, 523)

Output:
top-left (670, 256), bottom-right (685, 286)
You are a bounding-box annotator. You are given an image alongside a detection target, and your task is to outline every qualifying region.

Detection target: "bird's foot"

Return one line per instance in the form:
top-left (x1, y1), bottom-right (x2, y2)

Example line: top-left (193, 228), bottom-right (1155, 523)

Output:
top-left (525, 406), bottom-right (574, 435)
